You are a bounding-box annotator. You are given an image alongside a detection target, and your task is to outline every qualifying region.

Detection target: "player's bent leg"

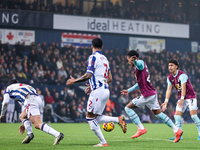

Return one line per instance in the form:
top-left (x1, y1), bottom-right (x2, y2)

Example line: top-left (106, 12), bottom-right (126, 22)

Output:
top-left (87, 112), bottom-right (108, 146)
top-left (96, 115), bottom-right (127, 133)
top-left (154, 110), bottom-right (179, 132)
top-left (19, 109), bottom-right (27, 122)
top-left (96, 115), bottom-right (119, 123)
top-left (20, 110), bottom-right (34, 144)
top-left (153, 110), bottom-right (183, 143)
top-left (30, 115), bottom-right (64, 145)
top-left (125, 106), bottom-right (146, 138)
top-left (87, 117), bottom-right (108, 147)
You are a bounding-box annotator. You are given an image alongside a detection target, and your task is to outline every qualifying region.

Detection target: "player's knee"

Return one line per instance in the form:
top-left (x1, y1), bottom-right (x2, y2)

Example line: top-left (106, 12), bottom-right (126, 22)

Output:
top-left (125, 106), bottom-right (131, 113)
top-left (33, 123), bottom-right (41, 129)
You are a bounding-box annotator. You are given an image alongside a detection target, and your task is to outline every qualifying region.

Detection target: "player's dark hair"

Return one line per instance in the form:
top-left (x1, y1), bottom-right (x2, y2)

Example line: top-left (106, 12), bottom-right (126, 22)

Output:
top-left (92, 38), bottom-right (103, 48)
top-left (126, 50), bottom-right (139, 58)
top-left (168, 59), bottom-right (179, 69)
top-left (8, 78), bottom-right (19, 85)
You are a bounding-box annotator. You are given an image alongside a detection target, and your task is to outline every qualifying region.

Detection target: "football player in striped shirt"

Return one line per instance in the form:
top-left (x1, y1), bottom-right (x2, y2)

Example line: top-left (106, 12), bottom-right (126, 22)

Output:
top-left (0, 79), bottom-right (64, 145)
top-left (67, 38), bottom-right (127, 147)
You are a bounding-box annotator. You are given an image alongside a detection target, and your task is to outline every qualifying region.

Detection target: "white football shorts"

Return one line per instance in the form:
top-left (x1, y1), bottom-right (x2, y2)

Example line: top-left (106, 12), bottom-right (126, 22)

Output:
top-left (87, 87), bottom-right (110, 115)
top-left (132, 94), bottom-right (160, 110)
top-left (176, 98), bottom-right (197, 112)
top-left (25, 95), bottom-right (42, 118)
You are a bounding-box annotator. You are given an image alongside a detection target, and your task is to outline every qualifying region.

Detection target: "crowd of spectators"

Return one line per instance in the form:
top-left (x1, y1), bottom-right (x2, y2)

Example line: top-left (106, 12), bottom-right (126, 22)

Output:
top-left (1, 40), bottom-right (200, 123)
top-left (0, 0), bottom-right (195, 24)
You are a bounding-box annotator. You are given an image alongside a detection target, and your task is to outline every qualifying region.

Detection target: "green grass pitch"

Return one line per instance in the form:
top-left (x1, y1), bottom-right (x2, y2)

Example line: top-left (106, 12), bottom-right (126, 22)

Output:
top-left (0, 123), bottom-right (199, 150)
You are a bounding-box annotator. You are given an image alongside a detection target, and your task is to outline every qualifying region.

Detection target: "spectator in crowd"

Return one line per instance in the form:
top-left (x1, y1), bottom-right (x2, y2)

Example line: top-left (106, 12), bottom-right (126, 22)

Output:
top-left (141, 110), bottom-right (152, 123)
top-left (77, 101), bottom-right (86, 119)
top-left (44, 91), bottom-right (55, 122)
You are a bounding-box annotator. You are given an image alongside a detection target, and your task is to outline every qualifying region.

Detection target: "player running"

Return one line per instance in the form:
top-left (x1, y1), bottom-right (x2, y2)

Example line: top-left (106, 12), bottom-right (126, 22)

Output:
top-left (0, 79), bottom-right (64, 145)
top-left (66, 38), bottom-right (126, 147)
top-left (121, 50), bottom-right (183, 143)
top-left (161, 59), bottom-right (200, 140)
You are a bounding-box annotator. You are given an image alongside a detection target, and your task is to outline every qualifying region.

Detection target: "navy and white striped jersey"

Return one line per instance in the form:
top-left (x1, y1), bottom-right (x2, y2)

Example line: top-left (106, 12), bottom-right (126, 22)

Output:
top-left (4, 83), bottom-right (38, 104)
top-left (86, 51), bottom-right (110, 91)
top-left (1, 83), bottom-right (38, 116)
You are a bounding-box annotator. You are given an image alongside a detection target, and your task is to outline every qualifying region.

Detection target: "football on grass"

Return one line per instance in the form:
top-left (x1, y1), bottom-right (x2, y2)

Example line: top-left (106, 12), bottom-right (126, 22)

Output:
top-left (102, 122), bottom-right (114, 132)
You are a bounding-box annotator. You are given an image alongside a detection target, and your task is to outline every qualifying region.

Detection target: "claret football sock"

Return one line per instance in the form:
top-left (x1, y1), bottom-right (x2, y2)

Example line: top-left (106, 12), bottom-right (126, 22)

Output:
top-left (23, 119), bottom-right (33, 134)
top-left (125, 107), bottom-right (144, 130)
top-left (87, 117), bottom-right (107, 145)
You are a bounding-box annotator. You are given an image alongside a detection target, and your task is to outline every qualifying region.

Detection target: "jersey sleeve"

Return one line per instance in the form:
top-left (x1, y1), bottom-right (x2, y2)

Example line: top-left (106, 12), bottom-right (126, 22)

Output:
top-left (179, 74), bottom-right (188, 84)
top-left (86, 55), bottom-right (96, 75)
top-left (127, 83), bottom-right (139, 93)
top-left (133, 60), bottom-right (144, 70)
top-left (167, 78), bottom-right (172, 86)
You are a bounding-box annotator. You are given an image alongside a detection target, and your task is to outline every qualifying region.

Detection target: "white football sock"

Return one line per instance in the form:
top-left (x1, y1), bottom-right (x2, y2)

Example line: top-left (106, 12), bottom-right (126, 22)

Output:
top-left (171, 125), bottom-right (179, 133)
top-left (41, 123), bottom-right (60, 137)
top-left (87, 117), bottom-right (107, 144)
top-left (23, 119), bottom-right (33, 134)
top-left (136, 123), bottom-right (145, 130)
top-left (96, 115), bottom-right (119, 123)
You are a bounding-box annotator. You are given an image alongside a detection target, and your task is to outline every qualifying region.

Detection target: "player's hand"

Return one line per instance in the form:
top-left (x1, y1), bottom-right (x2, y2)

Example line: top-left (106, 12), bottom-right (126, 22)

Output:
top-left (121, 90), bottom-right (129, 95)
top-left (85, 84), bottom-right (91, 95)
top-left (177, 99), bottom-right (184, 107)
top-left (19, 124), bottom-right (25, 135)
top-left (66, 75), bottom-right (76, 85)
top-left (161, 102), bottom-right (167, 112)
top-left (130, 56), bottom-right (137, 61)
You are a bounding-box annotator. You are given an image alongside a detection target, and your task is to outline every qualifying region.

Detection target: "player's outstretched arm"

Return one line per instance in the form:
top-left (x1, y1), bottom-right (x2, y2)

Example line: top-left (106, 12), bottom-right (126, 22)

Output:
top-left (66, 73), bottom-right (92, 85)
top-left (161, 85), bottom-right (172, 112)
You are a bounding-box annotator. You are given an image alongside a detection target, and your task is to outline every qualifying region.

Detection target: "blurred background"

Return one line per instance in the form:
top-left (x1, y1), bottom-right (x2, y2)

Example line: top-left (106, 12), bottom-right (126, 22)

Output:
top-left (0, 0), bottom-right (200, 124)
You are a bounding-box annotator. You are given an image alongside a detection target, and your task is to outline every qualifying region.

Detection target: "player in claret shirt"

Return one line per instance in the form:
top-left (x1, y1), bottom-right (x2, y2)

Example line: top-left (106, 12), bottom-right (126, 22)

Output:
top-left (161, 59), bottom-right (200, 140)
top-left (121, 50), bottom-right (183, 143)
